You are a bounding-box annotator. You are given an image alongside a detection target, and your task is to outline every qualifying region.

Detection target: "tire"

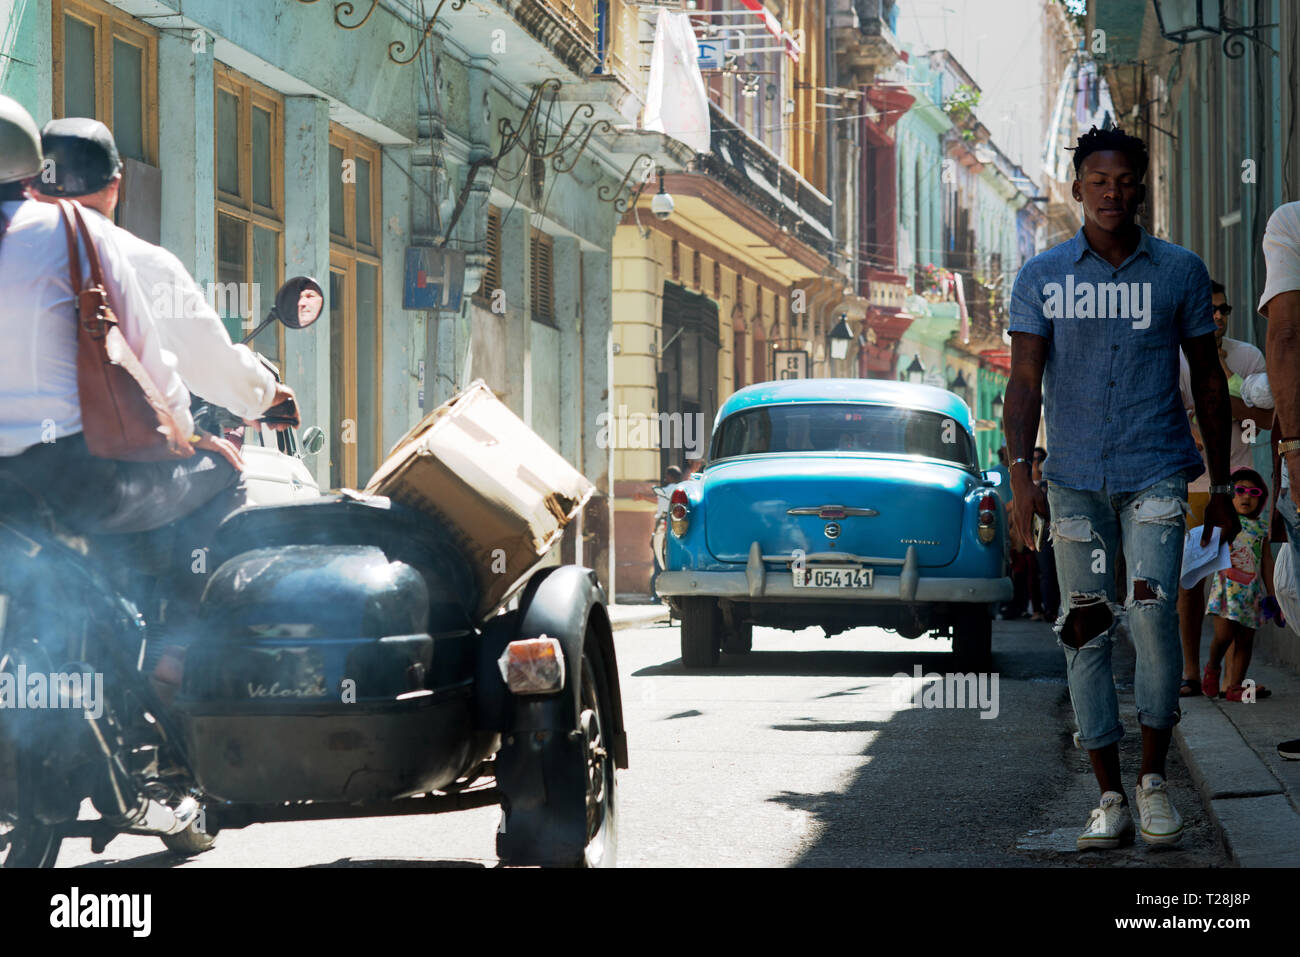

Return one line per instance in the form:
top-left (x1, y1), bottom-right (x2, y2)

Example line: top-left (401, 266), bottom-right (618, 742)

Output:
top-left (161, 818), bottom-right (217, 856)
top-left (680, 597), bottom-right (721, 668)
top-left (0, 822), bottom-right (61, 868)
top-left (721, 621), bottom-right (753, 655)
top-left (953, 607), bottom-right (993, 671)
top-left (496, 638), bottom-right (618, 868)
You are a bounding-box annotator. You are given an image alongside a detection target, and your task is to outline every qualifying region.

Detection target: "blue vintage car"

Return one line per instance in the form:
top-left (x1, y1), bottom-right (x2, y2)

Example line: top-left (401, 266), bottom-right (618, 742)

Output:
top-left (655, 378), bottom-right (1012, 669)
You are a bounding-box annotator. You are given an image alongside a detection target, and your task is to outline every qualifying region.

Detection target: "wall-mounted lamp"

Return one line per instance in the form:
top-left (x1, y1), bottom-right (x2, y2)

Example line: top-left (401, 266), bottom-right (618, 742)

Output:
top-left (906, 353), bottom-right (925, 385)
top-left (828, 315), bottom-right (854, 361)
top-left (1152, 0), bottom-right (1276, 58)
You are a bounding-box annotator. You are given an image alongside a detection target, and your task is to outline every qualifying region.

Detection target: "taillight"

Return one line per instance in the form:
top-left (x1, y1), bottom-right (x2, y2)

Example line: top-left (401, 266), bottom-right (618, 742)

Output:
top-left (670, 487), bottom-right (690, 536)
top-left (977, 494), bottom-right (997, 544)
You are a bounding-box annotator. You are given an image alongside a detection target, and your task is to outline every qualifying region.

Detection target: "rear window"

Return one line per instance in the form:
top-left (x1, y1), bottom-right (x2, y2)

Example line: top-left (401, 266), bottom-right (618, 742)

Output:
top-left (709, 403), bottom-right (978, 469)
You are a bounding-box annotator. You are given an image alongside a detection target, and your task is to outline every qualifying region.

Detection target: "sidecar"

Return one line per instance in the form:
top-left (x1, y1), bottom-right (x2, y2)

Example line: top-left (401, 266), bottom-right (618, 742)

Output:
top-left (170, 492), bottom-right (626, 867)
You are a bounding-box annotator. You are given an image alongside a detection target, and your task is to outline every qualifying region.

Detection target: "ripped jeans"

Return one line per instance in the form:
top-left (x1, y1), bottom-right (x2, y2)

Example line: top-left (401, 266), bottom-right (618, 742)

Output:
top-left (1046, 473), bottom-right (1187, 750)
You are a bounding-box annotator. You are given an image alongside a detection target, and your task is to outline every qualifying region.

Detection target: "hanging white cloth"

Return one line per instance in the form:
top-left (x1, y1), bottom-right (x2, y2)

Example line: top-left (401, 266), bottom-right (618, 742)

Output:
top-left (643, 10), bottom-right (711, 154)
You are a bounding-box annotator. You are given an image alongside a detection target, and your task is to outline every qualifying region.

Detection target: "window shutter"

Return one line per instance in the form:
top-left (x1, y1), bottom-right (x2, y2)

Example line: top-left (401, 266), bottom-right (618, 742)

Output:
top-left (481, 206), bottom-right (502, 300)
top-left (530, 228), bottom-right (554, 325)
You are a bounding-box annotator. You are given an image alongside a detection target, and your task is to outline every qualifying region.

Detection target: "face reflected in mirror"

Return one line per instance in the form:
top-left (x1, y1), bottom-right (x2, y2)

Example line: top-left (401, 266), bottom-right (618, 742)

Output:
top-left (297, 288), bottom-right (323, 329)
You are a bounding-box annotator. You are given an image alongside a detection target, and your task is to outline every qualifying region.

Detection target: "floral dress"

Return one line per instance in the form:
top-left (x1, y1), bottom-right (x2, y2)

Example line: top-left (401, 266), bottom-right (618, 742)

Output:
top-left (1206, 514), bottom-right (1269, 628)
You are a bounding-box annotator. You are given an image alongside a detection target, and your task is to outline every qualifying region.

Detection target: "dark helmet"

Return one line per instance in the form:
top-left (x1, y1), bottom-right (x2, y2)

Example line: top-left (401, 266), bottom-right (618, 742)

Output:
top-left (36, 117), bottom-right (122, 198)
top-left (0, 94), bottom-right (42, 184)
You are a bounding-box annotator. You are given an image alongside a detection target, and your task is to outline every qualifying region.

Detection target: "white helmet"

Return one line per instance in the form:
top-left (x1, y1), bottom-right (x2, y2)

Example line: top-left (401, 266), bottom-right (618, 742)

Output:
top-left (0, 95), bottom-right (42, 185)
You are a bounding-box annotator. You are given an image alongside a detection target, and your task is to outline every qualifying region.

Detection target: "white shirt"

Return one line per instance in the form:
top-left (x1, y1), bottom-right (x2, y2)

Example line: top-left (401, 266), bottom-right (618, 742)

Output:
top-left (1178, 336), bottom-right (1267, 493)
top-left (1259, 202), bottom-right (1300, 319)
top-left (84, 209), bottom-right (278, 420)
top-left (0, 199), bottom-right (193, 456)
top-left (1259, 201), bottom-right (1300, 489)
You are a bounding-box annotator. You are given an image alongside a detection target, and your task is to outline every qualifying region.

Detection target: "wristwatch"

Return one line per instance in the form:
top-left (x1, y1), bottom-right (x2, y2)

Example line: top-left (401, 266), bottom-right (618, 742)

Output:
top-left (1010, 457), bottom-right (1031, 469)
top-left (1278, 438), bottom-right (1300, 456)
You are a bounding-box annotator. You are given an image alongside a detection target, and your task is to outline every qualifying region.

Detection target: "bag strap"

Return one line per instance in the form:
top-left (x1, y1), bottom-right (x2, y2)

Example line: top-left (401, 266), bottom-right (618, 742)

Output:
top-left (69, 201), bottom-right (108, 295)
top-left (58, 200), bottom-right (83, 300)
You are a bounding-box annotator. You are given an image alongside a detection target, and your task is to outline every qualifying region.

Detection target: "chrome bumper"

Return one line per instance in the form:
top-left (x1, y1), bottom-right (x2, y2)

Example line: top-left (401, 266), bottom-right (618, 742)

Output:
top-left (655, 570), bottom-right (1012, 603)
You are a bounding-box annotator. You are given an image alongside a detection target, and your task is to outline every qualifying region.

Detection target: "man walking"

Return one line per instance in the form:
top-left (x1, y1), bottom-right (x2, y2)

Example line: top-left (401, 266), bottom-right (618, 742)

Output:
top-left (1176, 280), bottom-right (1267, 696)
top-left (1005, 126), bottom-right (1239, 848)
top-left (1259, 200), bottom-right (1300, 761)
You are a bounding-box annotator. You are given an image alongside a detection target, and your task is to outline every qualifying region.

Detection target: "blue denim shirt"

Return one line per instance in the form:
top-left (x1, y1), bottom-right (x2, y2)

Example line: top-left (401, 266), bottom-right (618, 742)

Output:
top-left (1009, 227), bottom-right (1217, 493)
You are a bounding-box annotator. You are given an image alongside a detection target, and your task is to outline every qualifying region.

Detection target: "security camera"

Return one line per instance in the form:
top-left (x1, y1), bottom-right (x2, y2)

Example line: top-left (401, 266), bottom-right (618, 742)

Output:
top-left (651, 167), bottom-right (673, 220)
top-left (651, 190), bottom-right (675, 220)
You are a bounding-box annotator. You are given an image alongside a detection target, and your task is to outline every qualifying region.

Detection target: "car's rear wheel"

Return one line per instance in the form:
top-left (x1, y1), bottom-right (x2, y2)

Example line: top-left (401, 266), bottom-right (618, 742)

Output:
top-left (721, 621), bottom-right (752, 655)
top-left (952, 607), bottom-right (993, 671)
top-left (680, 598), bottom-right (721, 668)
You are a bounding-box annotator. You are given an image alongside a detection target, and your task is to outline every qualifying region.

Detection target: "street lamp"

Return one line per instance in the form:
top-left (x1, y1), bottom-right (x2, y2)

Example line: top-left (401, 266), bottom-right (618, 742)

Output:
top-left (1151, 0), bottom-right (1276, 58)
top-left (991, 391), bottom-right (1004, 421)
top-left (951, 369), bottom-right (969, 402)
top-left (828, 315), bottom-right (854, 361)
top-left (905, 354), bottom-right (925, 385)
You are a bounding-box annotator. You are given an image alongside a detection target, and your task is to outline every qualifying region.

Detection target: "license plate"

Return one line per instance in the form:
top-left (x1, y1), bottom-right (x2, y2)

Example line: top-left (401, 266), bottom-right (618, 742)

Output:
top-left (792, 565), bottom-right (873, 589)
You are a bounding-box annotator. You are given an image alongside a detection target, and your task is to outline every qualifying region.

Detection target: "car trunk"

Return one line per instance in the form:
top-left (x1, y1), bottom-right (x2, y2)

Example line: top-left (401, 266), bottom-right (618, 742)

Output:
top-left (703, 454), bottom-right (970, 567)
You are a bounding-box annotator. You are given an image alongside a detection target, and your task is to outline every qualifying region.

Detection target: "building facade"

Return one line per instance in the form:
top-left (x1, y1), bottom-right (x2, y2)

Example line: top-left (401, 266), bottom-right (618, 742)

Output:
top-left (2, 0), bottom-right (701, 596)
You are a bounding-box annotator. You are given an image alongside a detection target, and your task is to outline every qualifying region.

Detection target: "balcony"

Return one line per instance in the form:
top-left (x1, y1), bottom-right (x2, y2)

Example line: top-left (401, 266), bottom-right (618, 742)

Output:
top-left (699, 103), bottom-right (835, 257)
top-left (832, 0), bottom-right (906, 84)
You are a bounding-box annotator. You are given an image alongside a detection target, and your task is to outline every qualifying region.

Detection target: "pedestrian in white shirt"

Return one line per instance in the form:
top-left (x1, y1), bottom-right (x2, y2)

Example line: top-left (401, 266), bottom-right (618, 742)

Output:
top-left (0, 96), bottom-right (240, 536)
top-left (32, 118), bottom-right (298, 425)
top-left (1259, 200), bottom-right (1300, 760)
top-left (1175, 279), bottom-right (1268, 696)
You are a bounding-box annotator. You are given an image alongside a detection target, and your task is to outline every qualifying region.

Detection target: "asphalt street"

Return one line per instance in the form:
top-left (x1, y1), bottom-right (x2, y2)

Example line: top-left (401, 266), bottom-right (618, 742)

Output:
top-left (56, 617), bottom-right (1225, 868)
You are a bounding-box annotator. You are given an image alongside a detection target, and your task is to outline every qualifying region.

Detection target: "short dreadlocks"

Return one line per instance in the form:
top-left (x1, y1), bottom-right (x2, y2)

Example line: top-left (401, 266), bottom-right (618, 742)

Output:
top-left (1069, 125), bottom-right (1149, 180)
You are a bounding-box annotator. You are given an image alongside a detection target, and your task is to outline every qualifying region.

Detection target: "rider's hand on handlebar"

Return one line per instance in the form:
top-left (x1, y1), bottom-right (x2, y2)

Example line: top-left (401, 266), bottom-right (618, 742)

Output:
top-left (262, 382), bottom-right (300, 430)
top-left (192, 430), bottom-right (245, 471)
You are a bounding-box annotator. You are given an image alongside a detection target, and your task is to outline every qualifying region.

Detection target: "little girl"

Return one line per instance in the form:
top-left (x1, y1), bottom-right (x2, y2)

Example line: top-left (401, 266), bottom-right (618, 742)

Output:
top-left (1201, 467), bottom-right (1283, 701)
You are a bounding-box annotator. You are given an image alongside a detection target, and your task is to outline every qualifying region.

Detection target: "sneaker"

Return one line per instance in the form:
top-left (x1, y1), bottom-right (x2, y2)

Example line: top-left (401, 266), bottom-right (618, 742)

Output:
top-left (1135, 773), bottom-right (1184, 844)
top-left (1077, 791), bottom-right (1134, 850)
top-left (1279, 739), bottom-right (1300, 761)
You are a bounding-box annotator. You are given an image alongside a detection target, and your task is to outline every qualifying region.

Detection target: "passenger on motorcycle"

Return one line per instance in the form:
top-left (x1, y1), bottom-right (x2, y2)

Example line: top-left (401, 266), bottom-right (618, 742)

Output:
top-left (33, 117), bottom-right (300, 432)
top-left (0, 95), bottom-right (240, 538)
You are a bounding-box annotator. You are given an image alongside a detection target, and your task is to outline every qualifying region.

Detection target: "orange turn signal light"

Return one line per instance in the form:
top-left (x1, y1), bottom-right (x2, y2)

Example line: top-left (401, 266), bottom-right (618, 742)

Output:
top-left (497, 636), bottom-right (566, 695)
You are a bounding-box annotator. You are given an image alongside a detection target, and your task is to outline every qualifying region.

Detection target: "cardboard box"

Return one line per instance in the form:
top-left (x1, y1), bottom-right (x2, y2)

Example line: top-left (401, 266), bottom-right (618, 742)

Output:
top-left (365, 380), bottom-right (595, 618)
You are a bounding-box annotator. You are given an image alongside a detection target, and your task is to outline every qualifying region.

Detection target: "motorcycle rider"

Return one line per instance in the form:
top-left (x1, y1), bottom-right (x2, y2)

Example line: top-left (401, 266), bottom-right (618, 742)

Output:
top-left (0, 95), bottom-right (240, 537)
top-left (33, 117), bottom-right (299, 431)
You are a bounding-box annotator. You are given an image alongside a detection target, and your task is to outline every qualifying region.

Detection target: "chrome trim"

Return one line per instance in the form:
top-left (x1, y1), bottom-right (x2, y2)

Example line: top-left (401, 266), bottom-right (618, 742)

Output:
top-left (760, 551), bottom-right (906, 566)
top-left (786, 505), bottom-right (880, 517)
top-left (656, 570), bottom-right (1012, 603)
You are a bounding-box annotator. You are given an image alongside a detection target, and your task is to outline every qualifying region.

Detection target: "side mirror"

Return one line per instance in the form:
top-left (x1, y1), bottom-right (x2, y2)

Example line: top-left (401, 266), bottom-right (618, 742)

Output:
top-left (301, 425), bottom-right (325, 457)
top-left (982, 470), bottom-right (1003, 488)
top-left (275, 276), bottom-right (325, 331)
top-left (241, 276), bottom-right (325, 345)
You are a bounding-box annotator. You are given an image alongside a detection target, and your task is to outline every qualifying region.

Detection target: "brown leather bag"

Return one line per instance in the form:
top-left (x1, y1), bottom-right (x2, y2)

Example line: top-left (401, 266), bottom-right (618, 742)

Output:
top-left (59, 200), bottom-right (193, 461)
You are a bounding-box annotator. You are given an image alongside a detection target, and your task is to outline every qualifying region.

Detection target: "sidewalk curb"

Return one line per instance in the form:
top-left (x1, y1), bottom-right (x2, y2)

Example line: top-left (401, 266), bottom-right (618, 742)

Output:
top-left (610, 608), bottom-right (671, 631)
top-left (1175, 701), bottom-right (1300, 867)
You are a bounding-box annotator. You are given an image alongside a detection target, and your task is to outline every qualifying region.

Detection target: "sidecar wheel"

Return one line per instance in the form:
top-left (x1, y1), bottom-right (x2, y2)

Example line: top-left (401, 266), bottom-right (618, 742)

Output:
top-left (496, 639), bottom-right (617, 868)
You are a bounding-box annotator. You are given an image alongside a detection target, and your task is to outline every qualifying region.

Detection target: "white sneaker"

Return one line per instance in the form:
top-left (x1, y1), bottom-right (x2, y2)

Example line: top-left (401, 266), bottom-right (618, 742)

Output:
top-left (1077, 791), bottom-right (1134, 850)
top-left (1135, 773), bottom-right (1184, 844)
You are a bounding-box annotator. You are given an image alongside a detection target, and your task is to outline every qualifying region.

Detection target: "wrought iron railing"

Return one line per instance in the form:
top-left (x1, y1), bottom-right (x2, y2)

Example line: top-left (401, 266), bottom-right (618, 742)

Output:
top-left (701, 103), bottom-right (835, 254)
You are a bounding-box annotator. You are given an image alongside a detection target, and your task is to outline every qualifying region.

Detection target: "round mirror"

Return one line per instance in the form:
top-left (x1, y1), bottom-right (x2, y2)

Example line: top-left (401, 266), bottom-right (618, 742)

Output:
top-left (274, 276), bottom-right (325, 331)
top-left (301, 425), bottom-right (325, 456)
